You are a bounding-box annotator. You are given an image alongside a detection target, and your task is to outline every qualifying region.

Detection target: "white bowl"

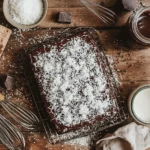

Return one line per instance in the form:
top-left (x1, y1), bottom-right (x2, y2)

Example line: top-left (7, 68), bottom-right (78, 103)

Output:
top-left (3, 0), bottom-right (48, 29)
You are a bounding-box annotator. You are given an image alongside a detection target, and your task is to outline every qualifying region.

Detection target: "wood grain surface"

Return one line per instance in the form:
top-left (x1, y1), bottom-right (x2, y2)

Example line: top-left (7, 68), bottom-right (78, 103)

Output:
top-left (0, 0), bottom-right (150, 150)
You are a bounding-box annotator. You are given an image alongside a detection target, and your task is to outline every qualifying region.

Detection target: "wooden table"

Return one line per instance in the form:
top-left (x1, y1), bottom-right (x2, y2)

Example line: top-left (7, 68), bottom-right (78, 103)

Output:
top-left (0, 0), bottom-right (150, 149)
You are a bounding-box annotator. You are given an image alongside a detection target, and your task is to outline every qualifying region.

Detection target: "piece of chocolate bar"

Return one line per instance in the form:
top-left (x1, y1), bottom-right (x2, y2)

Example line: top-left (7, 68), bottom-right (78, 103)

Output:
top-left (0, 75), bottom-right (15, 90)
top-left (122, 0), bottom-right (137, 10)
top-left (57, 12), bottom-right (72, 24)
top-left (4, 76), bottom-right (15, 91)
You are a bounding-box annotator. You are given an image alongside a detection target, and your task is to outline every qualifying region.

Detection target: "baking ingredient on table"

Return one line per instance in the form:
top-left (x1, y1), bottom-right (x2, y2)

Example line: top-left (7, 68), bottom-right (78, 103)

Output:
top-left (126, 4), bottom-right (150, 45)
top-left (96, 122), bottom-right (150, 150)
top-left (138, 11), bottom-right (150, 38)
top-left (122, 0), bottom-right (137, 10)
top-left (8, 0), bottom-right (44, 25)
top-left (4, 76), bottom-right (15, 90)
top-left (65, 136), bottom-right (91, 149)
top-left (132, 87), bottom-right (150, 123)
top-left (0, 75), bottom-right (15, 90)
top-left (57, 12), bottom-right (72, 24)
top-left (0, 25), bottom-right (12, 57)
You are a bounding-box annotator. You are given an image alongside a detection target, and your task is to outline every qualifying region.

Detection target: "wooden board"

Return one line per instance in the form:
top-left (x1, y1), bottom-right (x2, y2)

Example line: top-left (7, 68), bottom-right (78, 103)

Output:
top-left (0, 25), bottom-right (12, 57)
top-left (0, 0), bottom-right (150, 150)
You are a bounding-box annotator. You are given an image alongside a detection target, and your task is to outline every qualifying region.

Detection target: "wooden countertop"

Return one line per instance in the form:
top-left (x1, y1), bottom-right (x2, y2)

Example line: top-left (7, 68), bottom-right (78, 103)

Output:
top-left (0, 0), bottom-right (150, 149)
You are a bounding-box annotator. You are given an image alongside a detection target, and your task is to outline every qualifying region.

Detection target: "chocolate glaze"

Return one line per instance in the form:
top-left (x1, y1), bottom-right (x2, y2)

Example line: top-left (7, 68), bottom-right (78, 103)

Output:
top-left (137, 11), bottom-right (150, 38)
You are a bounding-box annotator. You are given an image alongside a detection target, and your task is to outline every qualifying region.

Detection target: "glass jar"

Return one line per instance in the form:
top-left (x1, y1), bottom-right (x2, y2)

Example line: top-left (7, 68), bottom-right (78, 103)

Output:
top-left (128, 3), bottom-right (150, 45)
top-left (128, 84), bottom-right (150, 125)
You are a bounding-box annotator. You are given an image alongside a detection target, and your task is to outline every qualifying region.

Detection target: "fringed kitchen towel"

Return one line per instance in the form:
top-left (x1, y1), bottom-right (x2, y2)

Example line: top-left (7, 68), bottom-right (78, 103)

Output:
top-left (96, 122), bottom-right (150, 150)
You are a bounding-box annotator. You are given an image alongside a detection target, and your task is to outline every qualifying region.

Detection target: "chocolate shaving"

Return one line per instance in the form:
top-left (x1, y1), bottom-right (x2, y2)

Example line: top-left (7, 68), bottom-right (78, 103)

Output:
top-left (0, 75), bottom-right (15, 90)
top-left (122, 0), bottom-right (137, 11)
top-left (4, 76), bottom-right (15, 90)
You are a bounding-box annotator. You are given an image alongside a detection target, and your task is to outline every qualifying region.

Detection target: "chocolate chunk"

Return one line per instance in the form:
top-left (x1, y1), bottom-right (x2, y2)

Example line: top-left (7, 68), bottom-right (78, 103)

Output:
top-left (122, 0), bottom-right (137, 11)
top-left (57, 12), bottom-right (72, 24)
top-left (4, 76), bottom-right (15, 90)
top-left (0, 75), bottom-right (15, 90)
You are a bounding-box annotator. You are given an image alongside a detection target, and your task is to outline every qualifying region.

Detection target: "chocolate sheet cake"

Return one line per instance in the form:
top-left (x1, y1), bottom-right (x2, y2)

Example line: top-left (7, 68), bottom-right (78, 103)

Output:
top-left (29, 29), bottom-right (119, 133)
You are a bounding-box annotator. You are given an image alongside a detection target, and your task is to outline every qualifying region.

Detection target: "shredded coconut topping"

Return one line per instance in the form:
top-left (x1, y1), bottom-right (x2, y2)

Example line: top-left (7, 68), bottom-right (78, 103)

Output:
top-left (33, 37), bottom-right (114, 126)
top-left (9, 0), bottom-right (43, 25)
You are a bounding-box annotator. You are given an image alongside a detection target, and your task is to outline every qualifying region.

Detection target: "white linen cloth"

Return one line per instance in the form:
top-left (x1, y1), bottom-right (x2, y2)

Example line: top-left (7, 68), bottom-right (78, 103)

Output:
top-left (96, 122), bottom-right (150, 150)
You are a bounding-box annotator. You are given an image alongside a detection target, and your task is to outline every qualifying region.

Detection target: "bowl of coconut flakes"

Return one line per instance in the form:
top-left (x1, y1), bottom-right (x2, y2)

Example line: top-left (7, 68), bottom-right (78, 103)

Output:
top-left (3, 0), bottom-right (48, 29)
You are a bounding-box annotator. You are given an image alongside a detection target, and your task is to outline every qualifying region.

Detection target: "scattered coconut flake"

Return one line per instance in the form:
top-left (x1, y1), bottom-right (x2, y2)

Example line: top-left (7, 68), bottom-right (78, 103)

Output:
top-left (65, 136), bottom-right (91, 149)
top-left (106, 55), bottom-right (121, 86)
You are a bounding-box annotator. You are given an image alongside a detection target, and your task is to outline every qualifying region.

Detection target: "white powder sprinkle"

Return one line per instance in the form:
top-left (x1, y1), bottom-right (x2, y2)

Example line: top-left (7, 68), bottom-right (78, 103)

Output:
top-left (33, 37), bottom-right (117, 126)
top-left (65, 136), bottom-right (91, 149)
top-left (9, 0), bottom-right (43, 25)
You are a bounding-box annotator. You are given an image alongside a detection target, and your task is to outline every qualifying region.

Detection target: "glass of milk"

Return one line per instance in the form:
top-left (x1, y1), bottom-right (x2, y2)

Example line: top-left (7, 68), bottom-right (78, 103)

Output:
top-left (128, 85), bottom-right (150, 125)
